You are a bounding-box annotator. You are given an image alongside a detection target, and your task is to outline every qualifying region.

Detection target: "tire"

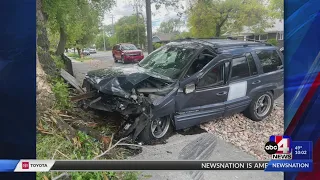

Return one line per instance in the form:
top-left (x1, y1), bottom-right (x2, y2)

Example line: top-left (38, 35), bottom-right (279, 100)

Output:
top-left (244, 91), bottom-right (274, 121)
top-left (138, 116), bottom-right (173, 144)
top-left (121, 56), bottom-right (126, 64)
top-left (113, 55), bottom-right (117, 63)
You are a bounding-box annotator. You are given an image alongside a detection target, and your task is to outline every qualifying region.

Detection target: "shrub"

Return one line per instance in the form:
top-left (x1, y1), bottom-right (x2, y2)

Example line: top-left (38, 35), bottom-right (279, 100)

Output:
top-left (153, 43), bottom-right (163, 49)
top-left (52, 77), bottom-right (72, 110)
top-left (267, 39), bottom-right (278, 46)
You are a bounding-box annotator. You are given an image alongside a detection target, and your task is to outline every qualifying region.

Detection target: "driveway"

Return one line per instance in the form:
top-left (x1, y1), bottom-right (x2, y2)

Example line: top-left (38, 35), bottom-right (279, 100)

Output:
top-left (69, 51), bottom-right (284, 180)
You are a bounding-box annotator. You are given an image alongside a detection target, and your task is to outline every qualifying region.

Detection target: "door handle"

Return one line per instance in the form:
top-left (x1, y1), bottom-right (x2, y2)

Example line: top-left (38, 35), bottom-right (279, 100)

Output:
top-left (216, 91), bottom-right (228, 96)
top-left (252, 80), bottom-right (261, 85)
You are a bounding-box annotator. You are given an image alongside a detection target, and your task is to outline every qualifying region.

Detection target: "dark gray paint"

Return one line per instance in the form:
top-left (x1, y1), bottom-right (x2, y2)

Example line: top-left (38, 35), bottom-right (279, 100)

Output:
top-left (82, 39), bottom-right (284, 136)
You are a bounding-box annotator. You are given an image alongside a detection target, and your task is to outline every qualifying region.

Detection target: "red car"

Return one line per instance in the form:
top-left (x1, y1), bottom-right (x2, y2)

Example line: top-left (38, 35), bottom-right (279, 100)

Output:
top-left (112, 43), bottom-right (144, 63)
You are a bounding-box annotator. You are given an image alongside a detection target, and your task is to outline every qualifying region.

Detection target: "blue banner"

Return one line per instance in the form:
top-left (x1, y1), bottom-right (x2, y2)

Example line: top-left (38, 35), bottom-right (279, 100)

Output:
top-left (0, 160), bottom-right (19, 172)
top-left (265, 160), bottom-right (313, 172)
top-left (291, 141), bottom-right (313, 160)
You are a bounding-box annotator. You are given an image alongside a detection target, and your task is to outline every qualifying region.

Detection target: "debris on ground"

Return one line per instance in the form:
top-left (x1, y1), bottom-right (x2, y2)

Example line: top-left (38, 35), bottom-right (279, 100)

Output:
top-left (60, 69), bottom-right (85, 93)
top-left (201, 103), bottom-right (284, 160)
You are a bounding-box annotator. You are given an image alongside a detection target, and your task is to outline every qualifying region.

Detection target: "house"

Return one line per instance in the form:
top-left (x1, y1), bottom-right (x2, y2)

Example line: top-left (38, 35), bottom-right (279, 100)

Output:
top-left (225, 19), bottom-right (284, 47)
top-left (152, 32), bottom-right (178, 44)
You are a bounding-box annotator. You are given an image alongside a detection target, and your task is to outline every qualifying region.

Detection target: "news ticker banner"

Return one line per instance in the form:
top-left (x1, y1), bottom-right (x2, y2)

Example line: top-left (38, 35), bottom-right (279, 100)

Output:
top-left (0, 160), bottom-right (313, 172)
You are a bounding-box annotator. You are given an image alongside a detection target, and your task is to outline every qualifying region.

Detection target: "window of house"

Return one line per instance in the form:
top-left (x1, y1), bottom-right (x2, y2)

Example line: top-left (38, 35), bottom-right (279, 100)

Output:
top-left (259, 34), bottom-right (268, 40)
top-left (246, 53), bottom-right (258, 75)
top-left (230, 57), bottom-right (250, 81)
top-left (197, 63), bottom-right (225, 88)
top-left (277, 32), bottom-right (284, 40)
top-left (256, 50), bottom-right (283, 73)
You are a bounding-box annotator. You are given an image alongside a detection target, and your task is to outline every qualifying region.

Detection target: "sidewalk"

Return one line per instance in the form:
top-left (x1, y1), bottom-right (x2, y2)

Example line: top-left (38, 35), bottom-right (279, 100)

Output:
top-left (130, 133), bottom-right (283, 180)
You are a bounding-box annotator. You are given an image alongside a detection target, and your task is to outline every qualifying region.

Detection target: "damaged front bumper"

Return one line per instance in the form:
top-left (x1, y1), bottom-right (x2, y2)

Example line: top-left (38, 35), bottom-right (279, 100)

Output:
top-left (81, 80), bottom-right (161, 141)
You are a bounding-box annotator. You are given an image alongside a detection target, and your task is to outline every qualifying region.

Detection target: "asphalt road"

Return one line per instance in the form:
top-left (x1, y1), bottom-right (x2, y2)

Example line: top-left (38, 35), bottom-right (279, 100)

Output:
top-left (70, 51), bottom-right (283, 180)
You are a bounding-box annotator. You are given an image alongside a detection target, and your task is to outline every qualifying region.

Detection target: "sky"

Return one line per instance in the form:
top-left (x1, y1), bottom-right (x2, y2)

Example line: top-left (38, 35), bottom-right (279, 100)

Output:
top-left (103, 0), bottom-right (189, 32)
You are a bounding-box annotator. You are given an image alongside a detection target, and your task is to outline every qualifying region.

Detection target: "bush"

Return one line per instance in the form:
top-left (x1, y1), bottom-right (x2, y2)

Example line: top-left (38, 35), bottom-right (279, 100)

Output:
top-left (267, 39), bottom-right (278, 46)
top-left (52, 56), bottom-right (65, 69)
top-left (52, 77), bottom-right (72, 110)
top-left (153, 43), bottom-right (163, 49)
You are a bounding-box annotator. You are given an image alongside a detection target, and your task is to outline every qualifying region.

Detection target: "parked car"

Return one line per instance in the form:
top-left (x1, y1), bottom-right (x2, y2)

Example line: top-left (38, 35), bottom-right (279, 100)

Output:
top-left (112, 43), bottom-right (144, 63)
top-left (82, 38), bottom-right (284, 143)
top-left (82, 49), bottom-right (90, 56)
top-left (89, 48), bottom-right (97, 54)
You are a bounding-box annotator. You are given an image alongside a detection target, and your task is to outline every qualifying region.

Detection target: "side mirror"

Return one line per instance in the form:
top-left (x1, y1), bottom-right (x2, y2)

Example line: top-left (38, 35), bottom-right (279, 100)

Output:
top-left (184, 83), bottom-right (196, 94)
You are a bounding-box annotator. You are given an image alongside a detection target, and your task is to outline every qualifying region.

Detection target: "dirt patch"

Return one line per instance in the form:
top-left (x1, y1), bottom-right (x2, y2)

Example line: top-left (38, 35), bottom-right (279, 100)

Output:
top-left (201, 104), bottom-right (284, 160)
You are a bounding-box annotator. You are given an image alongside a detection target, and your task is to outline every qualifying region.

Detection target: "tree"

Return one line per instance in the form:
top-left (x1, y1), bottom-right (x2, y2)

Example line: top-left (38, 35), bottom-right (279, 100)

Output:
top-left (174, 31), bottom-right (193, 39)
top-left (187, 0), bottom-right (271, 38)
top-left (269, 0), bottom-right (284, 19)
top-left (43, 0), bottom-right (115, 55)
top-left (157, 18), bottom-right (184, 33)
top-left (113, 15), bottom-right (146, 48)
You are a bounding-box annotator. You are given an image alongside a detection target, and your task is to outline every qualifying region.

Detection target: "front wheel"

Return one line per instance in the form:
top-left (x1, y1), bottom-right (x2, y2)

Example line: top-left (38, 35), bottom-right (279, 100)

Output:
top-left (244, 91), bottom-right (274, 121)
top-left (121, 56), bottom-right (126, 64)
top-left (138, 116), bottom-right (173, 144)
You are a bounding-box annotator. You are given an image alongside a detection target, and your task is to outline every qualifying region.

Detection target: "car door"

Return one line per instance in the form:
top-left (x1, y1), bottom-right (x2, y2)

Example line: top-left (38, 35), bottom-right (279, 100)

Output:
top-left (224, 54), bottom-right (258, 117)
top-left (174, 59), bottom-right (231, 130)
top-left (252, 49), bottom-right (284, 99)
top-left (115, 45), bottom-right (121, 59)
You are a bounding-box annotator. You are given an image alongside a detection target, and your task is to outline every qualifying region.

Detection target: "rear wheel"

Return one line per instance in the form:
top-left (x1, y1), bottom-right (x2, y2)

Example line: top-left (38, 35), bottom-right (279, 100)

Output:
top-left (113, 55), bottom-right (117, 62)
top-left (138, 116), bottom-right (173, 144)
top-left (244, 91), bottom-right (274, 121)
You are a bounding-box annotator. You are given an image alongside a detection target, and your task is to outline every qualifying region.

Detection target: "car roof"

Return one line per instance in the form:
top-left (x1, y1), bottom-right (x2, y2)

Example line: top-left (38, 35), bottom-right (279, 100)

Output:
top-left (172, 38), bottom-right (278, 55)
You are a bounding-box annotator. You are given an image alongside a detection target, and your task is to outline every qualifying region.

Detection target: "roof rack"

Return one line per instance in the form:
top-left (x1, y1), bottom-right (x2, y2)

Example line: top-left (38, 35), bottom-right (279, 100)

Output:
top-left (172, 37), bottom-right (273, 48)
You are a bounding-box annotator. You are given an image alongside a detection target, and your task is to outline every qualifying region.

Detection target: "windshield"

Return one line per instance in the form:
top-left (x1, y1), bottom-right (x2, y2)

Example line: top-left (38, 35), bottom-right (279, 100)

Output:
top-left (138, 45), bottom-right (196, 79)
top-left (121, 44), bottom-right (137, 50)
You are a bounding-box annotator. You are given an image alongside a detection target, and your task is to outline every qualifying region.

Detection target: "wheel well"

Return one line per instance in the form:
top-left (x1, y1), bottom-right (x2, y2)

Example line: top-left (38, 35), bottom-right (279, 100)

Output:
top-left (270, 90), bottom-right (274, 95)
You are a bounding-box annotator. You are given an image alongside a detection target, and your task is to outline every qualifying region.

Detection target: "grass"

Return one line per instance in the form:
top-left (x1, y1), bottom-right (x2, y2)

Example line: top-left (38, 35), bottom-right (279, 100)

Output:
top-left (36, 54), bottom-right (139, 180)
top-left (36, 132), bottom-right (139, 180)
top-left (67, 52), bottom-right (92, 62)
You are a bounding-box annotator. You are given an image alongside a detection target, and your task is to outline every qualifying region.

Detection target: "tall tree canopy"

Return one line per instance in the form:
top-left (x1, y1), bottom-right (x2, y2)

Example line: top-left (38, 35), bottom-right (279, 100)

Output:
top-left (187, 0), bottom-right (271, 38)
top-left (43, 0), bottom-right (115, 55)
top-left (269, 0), bottom-right (284, 19)
top-left (112, 15), bottom-right (146, 48)
top-left (157, 18), bottom-right (184, 33)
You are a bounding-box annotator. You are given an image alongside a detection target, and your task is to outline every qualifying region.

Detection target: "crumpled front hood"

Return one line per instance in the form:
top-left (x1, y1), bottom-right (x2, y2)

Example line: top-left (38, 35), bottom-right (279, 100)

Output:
top-left (85, 65), bottom-right (174, 98)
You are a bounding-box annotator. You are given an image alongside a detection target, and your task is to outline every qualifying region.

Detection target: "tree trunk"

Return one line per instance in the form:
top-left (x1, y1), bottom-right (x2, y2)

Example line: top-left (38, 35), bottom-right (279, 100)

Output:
top-left (215, 25), bottom-right (221, 37)
top-left (77, 48), bottom-right (81, 57)
top-left (36, 0), bottom-right (57, 77)
top-left (55, 27), bottom-right (67, 56)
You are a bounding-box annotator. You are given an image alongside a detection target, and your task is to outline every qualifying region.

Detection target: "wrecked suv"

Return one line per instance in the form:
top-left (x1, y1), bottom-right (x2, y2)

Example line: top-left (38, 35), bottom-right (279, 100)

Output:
top-left (82, 38), bottom-right (284, 143)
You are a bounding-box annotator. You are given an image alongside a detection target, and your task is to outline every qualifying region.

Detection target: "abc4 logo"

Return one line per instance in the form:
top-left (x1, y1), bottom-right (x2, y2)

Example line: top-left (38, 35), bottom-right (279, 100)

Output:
top-left (264, 141), bottom-right (278, 154)
top-left (264, 138), bottom-right (290, 155)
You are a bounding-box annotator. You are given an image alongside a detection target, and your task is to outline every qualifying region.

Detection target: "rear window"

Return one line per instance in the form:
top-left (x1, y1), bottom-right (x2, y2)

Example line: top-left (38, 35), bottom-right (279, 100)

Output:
top-left (256, 50), bottom-right (282, 73)
top-left (230, 57), bottom-right (250, 81)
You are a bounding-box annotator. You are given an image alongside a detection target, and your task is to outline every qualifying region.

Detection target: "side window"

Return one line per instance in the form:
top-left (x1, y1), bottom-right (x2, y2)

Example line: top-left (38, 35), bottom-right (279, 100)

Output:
top-left (246, 53), bottom-right (258, 75)
top-left (185, 49), bottom-right (216, 78)
top-left (230, 57), bottom-right (250, 81)
top-left (256, 50), bottom-right (283, 73)
top-left (197, 63), bottom-right (224, 88)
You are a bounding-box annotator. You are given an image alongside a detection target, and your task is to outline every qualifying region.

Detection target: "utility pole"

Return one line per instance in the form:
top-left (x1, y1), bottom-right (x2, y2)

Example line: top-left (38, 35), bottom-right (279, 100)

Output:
top-left (103, 26), bottom-right (106, 51)
top-left (146, 0), bottom-right (153, 53)
top-left (110, 15), bottom-right (115, 35)
top-left (136, 0), bottom-right (140, 48)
